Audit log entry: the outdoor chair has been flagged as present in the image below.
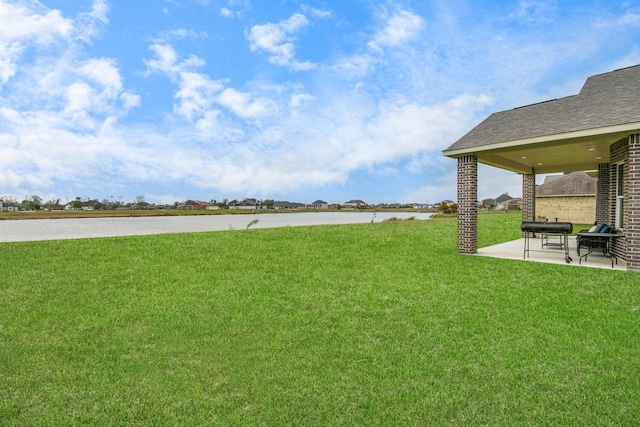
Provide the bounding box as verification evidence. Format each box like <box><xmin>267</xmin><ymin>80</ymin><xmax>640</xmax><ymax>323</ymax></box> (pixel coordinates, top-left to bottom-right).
<box><xmin>576</xmin><ymin>223</ymin><xmax>611</xmax><ymax>257</ymax></box>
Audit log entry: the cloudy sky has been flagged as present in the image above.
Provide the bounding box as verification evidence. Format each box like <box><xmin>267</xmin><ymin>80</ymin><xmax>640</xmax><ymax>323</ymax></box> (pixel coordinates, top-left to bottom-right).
<box><xmin>1</xmin><ymin>0</ymin><xmax>640</xmax><ymax>205</ymax></box>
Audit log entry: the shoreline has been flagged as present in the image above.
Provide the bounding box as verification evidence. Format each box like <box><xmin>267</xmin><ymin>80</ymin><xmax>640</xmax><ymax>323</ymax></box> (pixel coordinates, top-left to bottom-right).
<box><xmin>0</xmin><ymin>208</ymin><xmax>434</xmax><ymax>221</ymax></box>
<box><xmin>0</xmin><ymin>211</ymin><xmax>434</xmax><ymax>243</ymax></box>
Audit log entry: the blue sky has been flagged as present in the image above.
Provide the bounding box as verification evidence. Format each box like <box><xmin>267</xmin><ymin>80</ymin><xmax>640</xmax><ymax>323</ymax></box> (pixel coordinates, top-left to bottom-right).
<box><xmin>2</xmin><ymin>0</ymin><xmax>640</xmax><ymax>205</ymax></box>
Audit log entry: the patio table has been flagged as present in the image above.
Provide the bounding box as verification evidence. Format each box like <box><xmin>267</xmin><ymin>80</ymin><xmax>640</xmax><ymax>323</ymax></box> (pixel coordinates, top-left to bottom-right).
<box><xmin>577</xmin><ymin>232</ymin><xmax>625</xmax><ymax>268</ymax></box>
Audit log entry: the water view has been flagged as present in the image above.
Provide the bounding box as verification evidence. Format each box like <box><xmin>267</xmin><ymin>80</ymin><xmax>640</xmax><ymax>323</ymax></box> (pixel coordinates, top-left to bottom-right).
<box><xmin>0</xmin><ymin>212</ymin><xmax>433</xmax><ymax>242</ymax></box>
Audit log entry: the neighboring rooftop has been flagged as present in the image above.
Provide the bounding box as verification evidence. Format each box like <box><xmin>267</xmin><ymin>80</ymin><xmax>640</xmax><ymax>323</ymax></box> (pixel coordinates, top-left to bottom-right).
<box><xmin>536</xmin><ymin>171</ymin><xmax>596</xmax><ymax>196</ymax></box>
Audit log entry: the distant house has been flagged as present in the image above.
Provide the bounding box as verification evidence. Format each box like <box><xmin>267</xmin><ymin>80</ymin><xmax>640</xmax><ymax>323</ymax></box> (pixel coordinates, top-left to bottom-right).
<box><xmin>496</xmin><ymin>193</ymin><xmax>513</xmax><ymax>206</ymax></box>
<box><xmin>0</xmin><ymin>200</ymin><xmax>20</xmax><ymax>212</ymax></box>
<box><xmin>481</xmin><ymin>198</ymin><xmax>496</xmax><ymax>209</ymax></box>
<box><xmin>229</xmin><ymin>198</ymin><xmax>261</xmax><ymax>210</ymax></box>
<box><xmin>342</xmin><ymin>200</ymin><xmax>367</xmax><ymax>209</ymax></box>
<box><xmin>177</xmin><ymin>200</ymin><xmax>208</xmax><ymax>210</ymax></box>
<box><xmin>81</xmin><ymin>200</ymin><xmax>100</xmax><ymax>211</ymax></box>
<box><xmin>502</xmin><ymin>198</ymin><xmax>522</xmax><ymax>211</ymax></box>
<box><xmin>535</xmin><ymin>171</ymin><xmax>596</xmax><ymax>223</ymax></box>
<box><xmin>273</xmin><ymin>201</ymin><xmax>305</xmax><ymax>210</ymax></box>
<box><xmin>131</xmin><ymin>202</ymin><xmax>151</xmax><ymax>210</ymax></box>
<box><xmin>310</xmin><ymin>200</ymin><xmax>328</xmax><ymax>210</ymax></box>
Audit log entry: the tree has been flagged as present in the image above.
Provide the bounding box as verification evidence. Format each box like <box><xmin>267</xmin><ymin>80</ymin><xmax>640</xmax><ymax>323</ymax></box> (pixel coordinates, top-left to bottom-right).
<box><xmin>44</xmin><ymin>198</ymin><xmax>62</xmax><ymax>210</ymax></box>
<box><xmin>437</xmin><ymin>201</ymin><xmax>457</xmax><ymax>214</ymax></box>
<box><xmin>21</xmin><ymin>195</ymin><xmax>43</xmax><ymax>211</ymax></box>
<box><xmin>70</xmin><ymin>197</ymin><xmax>83</xmax><ymax>210</ymax></box>
<box><xmin>262</xmin><ymin>199</ymin><xmax>275</xmax><ymax>209</ymax></box>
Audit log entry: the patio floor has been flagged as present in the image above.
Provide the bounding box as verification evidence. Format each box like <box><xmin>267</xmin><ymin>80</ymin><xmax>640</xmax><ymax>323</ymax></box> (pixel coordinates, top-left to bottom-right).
<box><xmin>476</xmin><ymin>236</ymin><xmax>627</xmax><ymax>271</ymax></box>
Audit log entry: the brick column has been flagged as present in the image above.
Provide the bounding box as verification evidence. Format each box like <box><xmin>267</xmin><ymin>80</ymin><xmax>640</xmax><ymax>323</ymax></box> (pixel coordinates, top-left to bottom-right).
<box><xmin>628</xmin><ymin>134</ymin><xmax>640</xmax><ymax>272</ymax></box>
<box><xmin>457</xmin><ymin>155</ymin><xmax>477</xmax><ymax>254</ymax></box>
<box><xmin>522</xmin><ymin>173</ymin><xmax>536</xmax><ymax>222</ymax></box>
<box><xmin>596</xmin><ymin>163</ymin><xmax>610</xmax><ymax>225</ymax></box>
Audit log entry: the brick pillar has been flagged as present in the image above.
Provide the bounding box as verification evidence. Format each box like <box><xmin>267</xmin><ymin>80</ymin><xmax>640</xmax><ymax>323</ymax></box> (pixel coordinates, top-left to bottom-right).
<box><xmin>522</xmin><ymin>172</ymin><xmax>536</xmax><ymax>222</ymax></box>
<box><xmin>457</xmin><ymin>155</ymin><xmax>477</xmax><ymax>254</ymax></box>
<box><xmin>596</xmin><ymin>163</ymin><xmax>610</xmax><ymax>225</ymax></box>
<box><xmin>628</xmin><ymin>134</ymin><xmax>640</xmax><ymax>272</ymax></box>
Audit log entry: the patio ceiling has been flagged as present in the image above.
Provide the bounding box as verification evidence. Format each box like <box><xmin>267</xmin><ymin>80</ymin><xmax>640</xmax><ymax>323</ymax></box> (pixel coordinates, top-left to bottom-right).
<box><xmin>450</xmin><ymin>125</ymin><xmax>636</xmax><ymax>175</ymax></box>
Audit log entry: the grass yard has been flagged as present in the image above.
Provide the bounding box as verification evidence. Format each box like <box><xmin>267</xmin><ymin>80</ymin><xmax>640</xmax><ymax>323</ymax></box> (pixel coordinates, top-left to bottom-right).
<box><xmin>1</xmin><ymin>212</ymin><xmax>638</xmax><ymax>425</ymax></box>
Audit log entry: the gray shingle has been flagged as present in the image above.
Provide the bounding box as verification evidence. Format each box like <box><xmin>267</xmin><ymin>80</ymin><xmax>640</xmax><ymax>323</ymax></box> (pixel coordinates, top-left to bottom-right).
<box><xmin>536</xmin><ymin>172</ymin><xmax>596</xmax><ymax>196</ymax></box>
<box><xmin>445</xmin><ymin>65</ymin><xmax>640</xmax><ymax>152</ymax></box>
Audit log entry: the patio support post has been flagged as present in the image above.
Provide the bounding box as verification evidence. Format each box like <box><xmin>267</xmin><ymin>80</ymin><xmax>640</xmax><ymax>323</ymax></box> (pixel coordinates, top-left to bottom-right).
<box><xmin>522</xmin><ymin>172</ymin><xmax>535</xmax><ymax>222</ymax></box>
<box><xmin>457</xmin><ymin>155</ymin><xmax>478</xmax><ymax>254</ymax></box>
<box><xmin>596</xmin><ymin>163</ymin><xmax>610</xmax><ymax>225</ymax></box>
<box><xmin>628</xmin><ymin>134</ymin><xmax>640</xmax><ymax>272</ymax></box>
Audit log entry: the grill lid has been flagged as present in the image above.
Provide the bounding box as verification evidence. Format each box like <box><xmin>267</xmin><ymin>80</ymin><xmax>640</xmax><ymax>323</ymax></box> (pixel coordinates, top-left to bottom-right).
<box><xmin>521</xmin><ymin>221</ymin><xmax>573</xmax><ymax>233</ymax></box>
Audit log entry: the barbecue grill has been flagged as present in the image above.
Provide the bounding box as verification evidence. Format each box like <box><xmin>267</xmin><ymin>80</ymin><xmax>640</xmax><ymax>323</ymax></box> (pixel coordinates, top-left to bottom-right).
<box><xmin>521</xmin><ymin>221</ymin><xmax>573</xmax><ymax>263</ymax></box>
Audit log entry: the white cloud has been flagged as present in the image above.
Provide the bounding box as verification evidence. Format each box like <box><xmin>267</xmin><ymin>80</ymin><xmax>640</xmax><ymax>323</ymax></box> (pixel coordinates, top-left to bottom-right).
<box><xmin>175</xmin><ymin>71</ymin><xmax>224</xmax><ymax>120</ymax></box>
<box><xmin>120</xmin><ymin>92</ymin><xmax>141</xmax><ymax>110</ymax></box>
<box><xmin>0</xmin><ymin>1</ymin><xmax>72</xmax><ymax>43</ymax></box>
<box><xmin>247</xmin><ymin>13</ymin><xmax>315</xmax><ymax>70</ymax></box>
<box><xmin>330</xmin><ymin>54</ymin><xmax>378</xmax><ymax>78</ymax></box>
<box><xmin>289</xmin><ymin>93</ymin><xmax>314</xmax><ymax>109</ymax></box>
<box><xmin>368</xmin><ymin>9</ymin><xmax>425</xmax><ymax>51</ymax></box>
<box><xmin>301</xmin><ymin>5</ymin><xmax>332</xmax><ymax>19</ymax></box>
<box><xmin>73</xmin><ymin>0</ymin><xmax>109</xmax><ymax>43</ymax></box>
<box><xmin>0</xmin><ymin>1</ymin><xmax>73</xmax><ymax>86</ymax></box>
<box><xmin>146</xmin><ymin>43</ymin><xmax>186</xmax><ymax>74</ymax></box>
<box><xmin>218</xmin><ymin>88</ymin><xmax>276</xmax><ymax>119</ymax></box>
<box><xmin>145</xmin><ymin>42</ymin><xmax>278</xmax><ymax>121</ymax></box>
<box><xmin>220</xmin><ymin>0</ymin><xmax>250</xmax><ymax>18</ymax></box>
<box><xmin>78</xmin><ymin>58</ymin><xmax>122</xmax><ymax>94</ymax></box>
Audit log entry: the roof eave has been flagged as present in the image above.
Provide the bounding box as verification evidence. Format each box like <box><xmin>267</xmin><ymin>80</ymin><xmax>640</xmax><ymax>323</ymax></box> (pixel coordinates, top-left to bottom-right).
<box><xmin>443</xmin><ymin>122</ymin><xmax>640</xmax><ymax>158</ymax></box>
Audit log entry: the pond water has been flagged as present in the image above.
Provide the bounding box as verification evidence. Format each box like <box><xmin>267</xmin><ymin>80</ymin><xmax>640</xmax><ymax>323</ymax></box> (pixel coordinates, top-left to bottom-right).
<box><xmin>0</xmin><ymin>211</ymin><xmax>433</xmax><ymax>242</ymax></box>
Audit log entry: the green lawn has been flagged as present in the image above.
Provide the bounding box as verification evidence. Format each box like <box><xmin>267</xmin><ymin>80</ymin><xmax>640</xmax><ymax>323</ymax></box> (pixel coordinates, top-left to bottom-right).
<box><xmin>1</xmin><ymin>212</ymin><xmax>638</xmax><ymax>425</ymax></box>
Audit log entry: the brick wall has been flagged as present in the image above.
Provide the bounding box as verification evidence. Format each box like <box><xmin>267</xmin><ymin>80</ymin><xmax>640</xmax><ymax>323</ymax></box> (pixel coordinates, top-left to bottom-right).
<box><xmin>522</xmin><ymin>173</ymin><xmax>535</xmax><ymax>222</ymax></box>
<box><xmin>628</xmin><ymin>134</ymin><xmax>640</xmax><ymax>271</ymax></box>
<box><xmin>457</xmin><ymin>155</ymin><xmax>477</xmax><ymax>254</ymax></box>
<box><xmin>609</xmin><ymin>138</ymin><xmax>628</xmax><ymax>264</ymax></box>
<box><xmin>535</xmin><ymin>196</ymin><xmax>596</xmax><ymax>224</ymax></box>
<box><xmin>596</xmin><ymin>163</ymin><xmax>609</xmax><ymax>224</ymax></box>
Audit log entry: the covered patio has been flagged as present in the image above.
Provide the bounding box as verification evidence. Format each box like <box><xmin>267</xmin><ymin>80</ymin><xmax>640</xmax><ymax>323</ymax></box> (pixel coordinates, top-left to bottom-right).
<box><xmin>477</xmin><ymin>236</ymin><xmax>627</xmax><ymax>271</ymax></box>
<box><xmin>443</xmin><ymin>65</ymin><xmax>640</xmax><ymax>272</ymax></box>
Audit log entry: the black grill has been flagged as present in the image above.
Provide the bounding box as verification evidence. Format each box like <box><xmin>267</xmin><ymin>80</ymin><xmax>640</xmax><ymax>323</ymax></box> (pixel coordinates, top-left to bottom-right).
<box><xmin>521</xmin><ymin>221</ymin><xmax>573</xmax><ymax>263</ymax></box>
<box><xmin>520</xmin><ymin>221</ymin><xmax>573</xmax><ymax>234</ymax></box>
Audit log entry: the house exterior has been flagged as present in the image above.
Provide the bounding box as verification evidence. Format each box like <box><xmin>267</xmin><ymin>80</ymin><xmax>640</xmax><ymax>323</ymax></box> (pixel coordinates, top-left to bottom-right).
<box><xmin>443</xmin><ymin>64</ymin><xmax>640</xmax><ymax>272</ymax></box>
<box><xmin>0</xmin><ymin>200</ymin><xmax>20</xmax><ymax>212</ymax></box>
<box><xmin>310</xmin><ymin>200</ymin><xmax>328</xmax><ymax>210</ymax></box>
<box><xmin>81</xmin><ymin>200</ymin><xmax>100</xmax><ymax>211</ymax></box>
<box><xmin>501</xmin><ymin>198</ymin><xmax>522</xmax><ymax>211</ymax></box>
<box><xmin>342</xmin><ymin>200</ymin><xmax>367</xmax><ymax>209</ymax></box>
<box><xmin>131</xmin><ymin>202</ymin><xmax>151</xmax><ymax>210</ymax></box>
<box><xmin>177</xmin><ymin>200</ymin><xmax>208</xmax><ymax>210</ymax></box>
<box><xmin>494</xmin><ymin>193</ymin><xmax>513</xmax><ymax>208</ymax></box>
<box><xmin>535</xmin><ymin>172</ymin><xmax>596</xmax><ymax>223</ymax></box>
<box><xmin>481</xmin><ymin>198</ymin><xmax>496</xmax><ymax>209</ymax></box>
<box><xmin>273</xmin><ymin>201</ymin><xmax>305</xmax><ymax>210</ymax></box>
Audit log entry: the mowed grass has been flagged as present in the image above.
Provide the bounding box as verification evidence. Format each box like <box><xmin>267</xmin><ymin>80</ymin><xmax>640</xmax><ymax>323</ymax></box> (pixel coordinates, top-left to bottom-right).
<box><xmin>1</xmin><ymin>212</ymin><xmax>638</xmax><ymax>425</ymax></box>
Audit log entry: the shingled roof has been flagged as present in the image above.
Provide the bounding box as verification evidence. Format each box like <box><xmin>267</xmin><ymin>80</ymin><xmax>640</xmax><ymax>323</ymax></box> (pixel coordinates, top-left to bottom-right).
<box><xmin>536</xmin><ymin>172</ymin><xmax>596</xmax><ymax>196</ymax></box>
<box><xmin>445</xmin><ymin>65</ymin><xmax>640</xmax><ymax>152</ymax></box>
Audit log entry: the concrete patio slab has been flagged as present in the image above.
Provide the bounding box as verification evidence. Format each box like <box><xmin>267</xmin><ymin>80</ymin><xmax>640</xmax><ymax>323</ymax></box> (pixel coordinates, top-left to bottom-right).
<box><xmin>476</xmin><ymin>236</ymin><xmax>627</xmax><ymax>271</ymax></box>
